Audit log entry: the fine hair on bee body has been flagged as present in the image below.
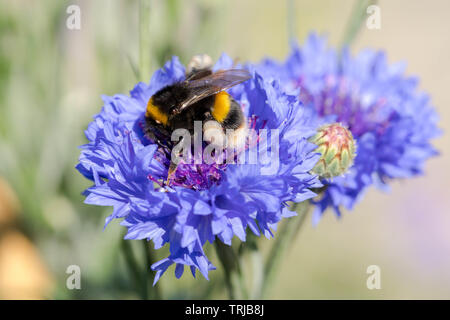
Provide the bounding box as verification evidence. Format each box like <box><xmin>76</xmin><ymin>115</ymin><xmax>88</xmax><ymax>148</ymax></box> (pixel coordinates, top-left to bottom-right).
<box><xmin>144</xmin><ymin>56</ymin><xmax>251</xmax><ymax>157</ymax></box>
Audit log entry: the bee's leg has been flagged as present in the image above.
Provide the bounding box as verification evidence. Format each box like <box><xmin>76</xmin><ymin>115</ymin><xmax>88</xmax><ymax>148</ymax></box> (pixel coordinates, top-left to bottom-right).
<box><xmin>144</xmin><ymin>119</ymin><xmax>173</xmax><ymax>148</ymax></box>
<box><xmin>142</xmin><ymin>122</ymin><xmax>157</xmax><ymax>142</ymax></box>
<box><xmin>165</xmin><ymin>161</ymin><xmax>178</xmax><ymax>186</ymax></box>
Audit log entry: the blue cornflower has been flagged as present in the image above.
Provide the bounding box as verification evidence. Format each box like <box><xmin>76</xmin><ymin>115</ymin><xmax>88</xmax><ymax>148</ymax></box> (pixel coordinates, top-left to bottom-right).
<box><xmin>257</xmin><ymin>33</ymin><xmax>440</xmax><ymax>223</ymax></box>
<box><xmin>76</xmin><ymin>54</ymin><xmax>322</xmax><ymax>283</ymax></box>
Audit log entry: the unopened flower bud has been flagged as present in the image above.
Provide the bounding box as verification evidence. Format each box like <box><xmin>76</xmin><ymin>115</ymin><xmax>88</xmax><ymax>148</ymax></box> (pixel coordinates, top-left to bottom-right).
<box><xmin>309</xmin><ymin>123</ymin><xmax>356</xmax><ymax>179</ymax></box>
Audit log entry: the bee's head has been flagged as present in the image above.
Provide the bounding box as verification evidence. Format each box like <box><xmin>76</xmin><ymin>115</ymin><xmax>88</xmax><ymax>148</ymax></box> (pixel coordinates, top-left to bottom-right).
<box><xmin>145</xmin><ymin>84</ymin><xmax>188</xmax><ymax>126</ymax></box>
<box><xmin>153</xmin><ymin>83</ymin><xmax>189</xmax><ymax>114</ymax></box>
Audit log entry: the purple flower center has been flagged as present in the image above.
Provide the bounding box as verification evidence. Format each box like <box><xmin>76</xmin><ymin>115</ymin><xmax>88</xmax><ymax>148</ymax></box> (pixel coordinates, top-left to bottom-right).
<box><xmin>139</xmin><ymin>115</ymin><xmax>262</xmax><ymax>191</ymax></box>
<box><xmin>168</xmin><ymin>162</ymin><xmax>226</xmax><ymax>190</ymax></box>
<box><xmin>296</xmin><ymin>75</ymin><xmax>393</xmax><ymax>137</ymax></box>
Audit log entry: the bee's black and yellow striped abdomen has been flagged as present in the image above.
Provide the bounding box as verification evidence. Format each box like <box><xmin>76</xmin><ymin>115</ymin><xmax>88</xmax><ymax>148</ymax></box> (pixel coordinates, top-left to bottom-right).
<box><xmin>146</xmin><ymin>89</ymin><xmax>245</xmax><ymax>131</ymax></box>
<box><xmin>211</xmin><ymin>91</ymin><xmax>245</xmax><ymax>130</ymax></box>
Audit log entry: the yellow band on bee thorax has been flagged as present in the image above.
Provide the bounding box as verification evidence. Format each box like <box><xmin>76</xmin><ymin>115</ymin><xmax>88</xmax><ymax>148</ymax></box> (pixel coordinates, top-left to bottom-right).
<box><xmin>212</xmin><ymin>91</ymin><xmax>231</xmax><ymax>123</ymax></box>
<box><xmin>146</xmin><ymin>97</ymin><xmax>168</xmax><ymax>126</ymax></box>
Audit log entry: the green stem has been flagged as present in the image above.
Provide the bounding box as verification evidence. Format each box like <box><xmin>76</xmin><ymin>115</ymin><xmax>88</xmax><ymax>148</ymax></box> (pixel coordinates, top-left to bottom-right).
<box><xmin>286</xmin><ymin>0</ymin><xmax>296</xmax><ymax>43</ymax></box>
<box><xmin>121</xmin><ymin>236</ymin><xmax>147</xmax><ymax>299</ymax></box>
<box><xmin>246</xmin><ymin>234</ymin><xmax>264</xmax><ymax>299</ymax></box>
<box><xmin>139</xmin><ymin>0</ymin><xmax>152</xmax><ymax>82</ymax></box>
<box><xmin>198</xmin><ymin>273</ymin><xmax>223</xmax><ymax>299</ymax></box>
<box><xmin>214</xmin><ymin>240</ymin><xmax>248</xmax><ymax>299</ymax></box>
<box><xmin>260</xmin><ymin>201</ymin><xmax>310</xmax><ymax>299</ymax></box>
<box><xmin>122</xmin><ymin>0</ymin><xmax>157</xmax><ymax>301</ymax></box>
<box><xmin>142</xmin><ymin>240</ymin><xmax>162</xmax><ymax>299</ymax></box>
<box><xmin>339</xmin><ymin>0</ymin><xmax>378</xmax><ymax>50</ymax></box>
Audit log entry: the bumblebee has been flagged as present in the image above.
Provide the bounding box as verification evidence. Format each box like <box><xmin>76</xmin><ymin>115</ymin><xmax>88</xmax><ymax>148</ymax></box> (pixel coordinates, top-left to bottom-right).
<box><xmin>144</xmin><ymin>56</ymin><xmax>251</xmax><ymax>154</ymax></box>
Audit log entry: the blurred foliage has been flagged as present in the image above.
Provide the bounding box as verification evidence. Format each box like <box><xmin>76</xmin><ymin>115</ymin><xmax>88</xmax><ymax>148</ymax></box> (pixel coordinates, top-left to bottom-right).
<box><xmin>1</xmin><ymin>0</ymin><xmax>448</xmax><ymax>300</ymax></box>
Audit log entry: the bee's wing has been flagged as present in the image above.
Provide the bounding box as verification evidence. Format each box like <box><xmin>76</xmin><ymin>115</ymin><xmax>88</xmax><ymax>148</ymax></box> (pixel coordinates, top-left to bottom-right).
<box><xmin>179</xmin><ymin>69</ymin><xmax>251</xmax><ymax>111</ymax></box>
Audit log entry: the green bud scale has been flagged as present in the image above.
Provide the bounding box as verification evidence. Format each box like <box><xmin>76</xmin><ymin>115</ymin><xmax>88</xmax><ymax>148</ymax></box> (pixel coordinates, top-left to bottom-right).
<box><xmin>309</xmin><ymin>123</ymin><xmax>356</xmax><ymax>179</ymax></box>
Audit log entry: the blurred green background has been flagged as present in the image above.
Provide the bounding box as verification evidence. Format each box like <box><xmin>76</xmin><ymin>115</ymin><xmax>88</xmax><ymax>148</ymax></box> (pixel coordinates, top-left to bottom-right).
<box><xmin>0</xmin><ymin>0</ymin><xmax>448</xmax><ymax>299</ymax></box>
